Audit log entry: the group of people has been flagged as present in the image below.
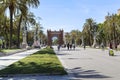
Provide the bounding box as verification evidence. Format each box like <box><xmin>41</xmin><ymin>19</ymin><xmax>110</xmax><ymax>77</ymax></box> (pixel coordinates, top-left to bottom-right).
<box><xmin>57</xmin><ymin>43</ymin><xmax>76</xmax><ymax>51</ymax></box>
<box><xmin>66</xmin><ymin>43</ymin><xmax>75</xmax><ymax>50</ymax></box>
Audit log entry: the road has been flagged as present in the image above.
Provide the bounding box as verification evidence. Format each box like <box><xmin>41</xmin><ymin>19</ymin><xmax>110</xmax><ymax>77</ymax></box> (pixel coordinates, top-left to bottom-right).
<box><xmin>55</xmin><ymin>46</ymin><xmax>120</xmax><ymax>80</ymax></box>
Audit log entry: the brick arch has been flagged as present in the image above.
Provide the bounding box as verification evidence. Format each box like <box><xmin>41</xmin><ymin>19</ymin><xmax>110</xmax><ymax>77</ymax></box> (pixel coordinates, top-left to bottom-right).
<box><xmin>47</xmin><ymin>30</ymin><xmax>64</xmax><ymax>46</ymax></box>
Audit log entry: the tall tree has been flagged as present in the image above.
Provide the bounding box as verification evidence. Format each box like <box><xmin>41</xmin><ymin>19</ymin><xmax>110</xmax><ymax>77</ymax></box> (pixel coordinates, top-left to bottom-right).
<box><xmin>85</xmin><ymin>18</ymin><xmax>95</xmax><ymax>46</ymax></box>
<box><xmin>0</xmin><ymin>0</ymin><xmax>27</xmax><ymax>48</ymax></box>
<box><xmin>70</xmin><ymin>30</ymin><xmax>81</xmax><ymax>45</ymax></box>
<box><xmin>0</xmin><ymin>0</ymin><xmax>40</xmax><ymax>48</ymax></box>
<box><xmin>82</xmin><ymin>18</ymin><xmax>95</xmax><ymax>46</ymax></box>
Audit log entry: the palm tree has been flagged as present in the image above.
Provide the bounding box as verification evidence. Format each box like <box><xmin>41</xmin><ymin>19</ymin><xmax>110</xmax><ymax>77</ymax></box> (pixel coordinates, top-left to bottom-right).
<box><xmin>97</xmin><ymin>23</ymin><xmax>106</xmax><ymax>46</ymax></box>
<box><xmin>70</xmin><ymin>30</ymin><xmax>77</xmax><ymax>44</ymax></box>
<box><xmin>86</xmin><ymin>18</ymin><xmax>95</xmax><ymax>46</ymax></box>
<box><xmin>0</xmin><ymin>0</ymin><xmax>27</xmax><ymax>48</ymax></box>
<box><xmin>18</xmin><ymin>0</ymin><xmax>40</xmax><ymax>48</ymax></box>
<box><xmin>104</xmin><ymin>13</ymin><xmax>120</xmax><ymax>48</ymax></box>
<box><xmin>75</xmin><ymin>30</ymin><xmax>81</xmax><ymax>45</ymax></box>
<box><xmin>82</xmin><ymin>18</ymin><xmax>95</xmax><ymax>46</ymax></box>
<box><xmin>40</xmin><ymin>33</ymin><xmax>47</xmax><ymax>45</ymax></box>
<box><xmin>0</xmin><ymin>0</ymin><xmax>40</xmax><ymax>48</ymax></box>
<box><xmin>65</xmin><ymin>32</ymin><xmax>71</xmax><ymax>44</ymax></box>
<box><xmin>21</xmin><ymin>12</ymin><xmax>37</xmax><ymax>47</ymax></box>
<box><xmin>91</xmin><ymin>24</ymin><xmax>103</xmax><ymax>48</ymax></box>
<box><xmin>32</xmin><ymin>22</ymin><xmax>43</xmax><ymax>47</ymax></box>
<box><xmin>82</xmin><ymin>23</ymin><xmax>89</xmax><ymax>46</ymax></box>
<box><xmin>70</xmin><ymin>30</ymin><xmax>81</xmax><ymax>45</ymax></box>
<box><xmin>0</xmin><ymin>10</ymin><xmax>10</xmax><ymax>48</ymax></box>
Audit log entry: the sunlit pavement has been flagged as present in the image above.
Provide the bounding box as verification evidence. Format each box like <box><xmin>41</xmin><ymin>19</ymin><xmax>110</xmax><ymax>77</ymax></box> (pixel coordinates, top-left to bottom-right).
<box><xmin>55</xmin><ymin>46</ymin><xmax>120</xmax><ymax>80</ymax></box>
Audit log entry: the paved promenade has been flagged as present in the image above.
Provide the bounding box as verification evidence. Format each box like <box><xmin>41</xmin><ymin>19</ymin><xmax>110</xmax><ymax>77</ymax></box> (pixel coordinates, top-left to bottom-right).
<box><xmin>0</xmin><ymin>47</ymin><xmax>120</xmax><ymax>80</ymax></box>
<box><xmin>55</xmin><ymin>46</ymin><xmax>120</xmax><ymax>80</ymax></box>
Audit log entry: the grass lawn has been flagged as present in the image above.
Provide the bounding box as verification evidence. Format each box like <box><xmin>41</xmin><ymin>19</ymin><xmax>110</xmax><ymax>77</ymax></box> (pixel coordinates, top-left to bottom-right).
<box><xmin>0</xmin><ymin>49</ymin><xmax>21</xmax><ymax>54</ymax></box>
<box><xmin>0</xmin><ymin>47</ymin><xmax>67</xmax><ymax>76</ymax></box>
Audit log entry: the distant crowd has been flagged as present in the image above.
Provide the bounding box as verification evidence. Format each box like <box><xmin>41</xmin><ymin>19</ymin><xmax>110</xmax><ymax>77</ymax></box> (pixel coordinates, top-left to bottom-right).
<box><xmin>57</xmin><ymin>43</ymin><xmax>76</xmax><ymax>51</ymax></box>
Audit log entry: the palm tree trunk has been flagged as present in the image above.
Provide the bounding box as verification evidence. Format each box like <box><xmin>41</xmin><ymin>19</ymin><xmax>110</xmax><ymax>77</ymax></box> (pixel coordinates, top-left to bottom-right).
<box><xmin>4</xmin><ymin>16</ymin><xmax>9</xmax><ymax>48</ymax></box>
<box><xmin>89</xmin><ymin>31</ymin><xmax>91</xmax><ymax>46</ymax></box>
<box><xmin>92</xmin><ymin>36</ymin><xmax>97</xmax><ymax>48</ymax></box>
<box><xmin>9</xmin><ymin>10</ymin><xmax>13</xmax><ymax>48</ymax></box>
<box><xmin>17</xmin><ymin>15</ymin><xmax>22</xmax><ymax>48</ymax></box>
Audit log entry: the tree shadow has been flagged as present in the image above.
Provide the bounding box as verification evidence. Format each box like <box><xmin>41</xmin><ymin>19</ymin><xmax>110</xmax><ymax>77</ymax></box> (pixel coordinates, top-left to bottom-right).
<box><xmin>59</xmin><ymin>49</ymin><xmax>81</xmax><ymax>51</ymax></box>
<box><xmin>56</xmin><ymin>53</ymin><xmax>71</xmax><ymax>56</ymax></box>
<box><xmin>0</xmin><ymin>65</ymin><xmax>6</xmax><ymax>70</ymax></box>
<box><xmin>67</xmin><ymin>58</ymin><xmax>93</xmax><ymax>60</ymax></box>
<box><xmin>17</xmin><ymin>53</ymin><xmax>31</xmax><ymax>57</ymax></box>
<box><xmin>0</xmin><ymin>58</ymin><xmax>19</xmax><ymax>61</ymax></box>
<box><xmin>0</xmin><ymin>75</ymin><xmax>69</xmax><ymax>80</ymax></box>
<box><xmin>112</xmin><ymin>54</ymin><xmax>120</xmax><ymax>57</ymax></box>
<box><xmin>66</xmin><ymin>67</ymin><xmax>111</xmax><ymax>79</ymax></box>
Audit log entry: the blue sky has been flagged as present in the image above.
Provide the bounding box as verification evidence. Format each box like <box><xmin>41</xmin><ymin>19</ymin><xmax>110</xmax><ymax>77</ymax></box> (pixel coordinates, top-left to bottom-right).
<box><xmin>31</xmin><ymin>0</ymin><xmax>120</xmax><ymax>32</ymax></box>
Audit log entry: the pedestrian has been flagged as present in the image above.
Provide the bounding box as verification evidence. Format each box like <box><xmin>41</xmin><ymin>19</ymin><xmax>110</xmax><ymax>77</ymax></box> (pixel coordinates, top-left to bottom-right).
<box><xmin>109</xmin><ymin>41</ymin><xmax>114</xmax><ymax>56</ymax></box>
<box><xmin>58</xmin><ymin>45</ymin><xmax>60</xmax><ymax>51</ymax></box>
<box><xmin>70</xmin><ymin>44</ymin><xmax>72</xmax><ymax>50</ymax></box>
<box><xmin>109</xmin><ymin>41</ymin><xmax>113</xmax><ymax>49</ymax></box>
<box><xmin>83</xmin><ymin>43</ymin><xmax>86</xmax><ymax>50</ymax></box>
<box><xmin>67</xmin><ymin>43</ymin><xmax>70</xmax><ymax>50</ymax></box>
<box><xmin>115</xmin><ymin>43</ymin><xmax>117</xmax><ymax>51</ymax></box>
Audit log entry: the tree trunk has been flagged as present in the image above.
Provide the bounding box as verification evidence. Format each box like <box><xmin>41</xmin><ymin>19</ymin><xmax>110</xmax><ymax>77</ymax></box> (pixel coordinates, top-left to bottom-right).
<box><xmin>92</xmin><ymin>36</ymin><xmax>97</xmax><ymax>48</ymax></box>
<box><xmin>89</xmin><ymin>31</ymin><xmax>91</xmax><ymax>46</ymax></box>
<box><xmin>9</xmin><ymin>8</ymin><xmax>13</xmax><ymax>49</ymax></box>
<box><xmin>81</xmin><ymin>36</ymin><xmax>84</xmax><ymax>46</ymax></box>
<box><xmin>4</xmin><ymin>16</ymin><xmax>9</xmax><ymax>48</ymax></box>
<box><xmin>17</xmin><ymin>15</ymin><xmax>22</xmax><ymax>48</ymax></box>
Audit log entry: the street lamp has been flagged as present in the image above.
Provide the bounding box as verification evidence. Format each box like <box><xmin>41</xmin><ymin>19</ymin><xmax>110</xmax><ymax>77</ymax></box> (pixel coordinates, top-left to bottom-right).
<box><xmin>21</xmin><ymin>21</ymin><xmax>28</xmax><ymax>48</ymax></box>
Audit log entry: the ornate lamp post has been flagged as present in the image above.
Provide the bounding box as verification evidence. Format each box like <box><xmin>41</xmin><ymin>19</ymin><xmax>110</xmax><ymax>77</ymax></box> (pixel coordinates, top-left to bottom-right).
<box><xmin>32</xmin><ymin>24</ymin><xmax>40</xmax><ymax>48</ymax></box>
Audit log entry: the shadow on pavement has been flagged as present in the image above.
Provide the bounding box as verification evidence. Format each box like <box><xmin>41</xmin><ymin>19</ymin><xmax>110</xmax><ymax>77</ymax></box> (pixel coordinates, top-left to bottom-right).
<box><xmin>67</xmin><ymin>58</ymin><xmax>93</xmax><ymax>60</ymax></box>
<box><xmin>0</xmin><ymin>75</ymin><xmax>69</xmax><ymax>80</ymax></box>
<box><xmin>0</xmin><ymin>65</ymin><xmax>6</xmax><ymax>69</ymax></box>
<box><xmin>0</xmin><ymin>58</ymin><xmax>19</xmax><ymax>61</ymax></box>
<box><xmin>60</xmin><ymin>48</ymin><xmax>81</xmax><ymax>51</ymax></box>
<box><xmin>56</xmin><ymin>52</ymin><xmax>71</xmax><ymax>56</ymax></box>
<box><xmin>67</xmin><ymin>67</ymin><xmax>111</xmax><ymax>79</ymax></box>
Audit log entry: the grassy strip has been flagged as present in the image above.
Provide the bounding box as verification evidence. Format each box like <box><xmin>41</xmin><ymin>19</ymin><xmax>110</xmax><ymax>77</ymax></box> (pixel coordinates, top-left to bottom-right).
<box><xmin>0</xmin><ymin>47</ymin><xmax>67</xmax><ymax>75</ymax></box>
<box><xmin>0</xmin><ymin>49</ymin><xmax>21</xmax><ymax>54</ymax></box>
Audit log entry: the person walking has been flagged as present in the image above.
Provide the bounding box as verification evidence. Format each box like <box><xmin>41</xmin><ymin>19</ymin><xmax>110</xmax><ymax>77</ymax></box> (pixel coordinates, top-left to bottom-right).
<box><xmin>83</xmin><ymin>43</ymin><xmax>86</xmax><ymax>50</ymax></box>
<box><xmin>70</xmin><ymin>44</ymin><xmax>72</xmax><ymax>50</ymax></box>
<box><xmin>67</xmin><ymin>43</ymin><xmax>70</xmax><ymax>50</ymax></box>
<box><xmin>109</xmin><ymin>41</ymin><xmax>114</xmax><ymax>56</ymax></box>
<box><xmin>110</xmin><ymin>42</ymin><xmax>113</xmax><ymax>49</ymax></box>
<box><xmin>58</xmin><ymin>45</ymin><xmax>60</xmax><ymax>51</ymax></box>
<box><xmin>115</xmin><ymin>43</ymin><xmax>117</xmax><ymax>51</ymax></box>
